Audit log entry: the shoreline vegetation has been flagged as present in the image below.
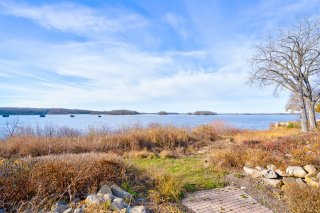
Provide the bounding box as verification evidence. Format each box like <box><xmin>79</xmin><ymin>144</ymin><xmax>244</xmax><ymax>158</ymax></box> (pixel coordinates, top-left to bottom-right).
<box><xmin>1</xmin><ymin>121</ymin><xmax>320</xmax><ymax>212</ymax></box>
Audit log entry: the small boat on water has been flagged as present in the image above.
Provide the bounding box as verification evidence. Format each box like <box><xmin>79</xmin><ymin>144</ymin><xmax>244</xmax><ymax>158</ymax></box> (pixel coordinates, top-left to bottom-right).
<box><xmin>98</xmin><ymin>115</ymin><xmax>102</xmax><ymax>117</ymax></box>
<box><xmin>70</xmin><ymin>114</ymin><xmax>75</xmax><ymax>117</ymax></box>
<box><xmin>40</xmin><ymin>114</ymin><xmax>46</xmax><ymax>117</ymax></box>
<box><xmin>2</xmin><ymin>114</ymin><xmax>9</xmax><ymax>117</ymax></box>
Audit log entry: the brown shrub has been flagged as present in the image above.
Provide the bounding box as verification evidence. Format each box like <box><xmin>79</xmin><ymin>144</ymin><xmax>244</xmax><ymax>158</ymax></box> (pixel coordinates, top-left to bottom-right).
<box><xmin>210</xmin><ymin>148</ymin><xmax>245</xmax><ymax>170</ymax></box>
<box><xmin>283</xmin><ymin>182</ymin><xmax>320</xmax><ymax>213</ymax></box>
<box><xmin>0</xmin><ymin>153</ymin><xmax>125</xmax><ymax>210</ymax></box>
<box><xmin>0</xmin><ymin>122</ymin><xmax>241</xmax><ymax>158</ymax></box>
<box><xmin>210</xmin><ymin>144</ymin><xmax>284</xmax><ymax>171</ymax></box>
<box><xmin>193</xmin><ymin>121</ymin><xmax>241</xmax><ymax>141</ymax></box>
<box><xmin>0</xmin><ymin>125</ymin><xmax>196</xmax><ymax>158</ymax></box>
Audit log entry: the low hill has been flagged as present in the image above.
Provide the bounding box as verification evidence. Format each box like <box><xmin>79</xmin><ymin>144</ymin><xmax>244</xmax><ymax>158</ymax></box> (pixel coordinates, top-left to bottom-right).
<box><xmin>0</xmin><ymin>107</ymin><xmax>140</xmax><ymax>115</ymax></box>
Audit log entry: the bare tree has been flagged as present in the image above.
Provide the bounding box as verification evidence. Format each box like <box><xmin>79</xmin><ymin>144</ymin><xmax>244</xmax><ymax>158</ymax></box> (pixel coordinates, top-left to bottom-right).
<box><xmin>285</xmin><ymin>92</ymin><xmax>301</xmax><ymax>113</ymax></box>
<box><xmin>249</xmin><ymin>18</ymin><xmax>320</xmax><ymax>132</ymax></box>
<box><xmin>4</xmin><ymin>118</ymin><xmax>20</xmax><ymax>137</ymax></box>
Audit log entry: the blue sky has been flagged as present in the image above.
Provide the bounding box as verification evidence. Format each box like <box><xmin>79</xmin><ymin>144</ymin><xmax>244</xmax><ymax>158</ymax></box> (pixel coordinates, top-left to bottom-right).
<box><xmin>0</xmin><ymin>0</ymin><xmax>319</xmax><ymax>113</ymax></box>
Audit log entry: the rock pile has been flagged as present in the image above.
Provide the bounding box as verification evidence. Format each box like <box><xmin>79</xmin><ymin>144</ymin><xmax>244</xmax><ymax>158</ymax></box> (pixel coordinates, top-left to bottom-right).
<box><xmin>243</xmin><ymin>164</ymin><xmax>320</xmax><ymax>189</ymax></box>
<box><xmin>51</xmin><ymin>184</ymin><xmax>148</xmax><ymax>213</ymax></box>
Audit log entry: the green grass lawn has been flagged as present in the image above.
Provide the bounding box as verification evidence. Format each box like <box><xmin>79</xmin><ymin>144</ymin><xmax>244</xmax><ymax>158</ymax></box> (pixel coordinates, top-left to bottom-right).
<box><xmin>129</xmin><ymin>155</ymin><xmax>225</xmax><ymax>193</ymax></box>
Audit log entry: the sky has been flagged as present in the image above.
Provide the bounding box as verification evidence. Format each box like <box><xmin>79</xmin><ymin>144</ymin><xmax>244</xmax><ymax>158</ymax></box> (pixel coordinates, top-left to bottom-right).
<box><xmin>0</xmin><ymin>0</ymin><xmax>320</xmax><ymax>113</ymax></box>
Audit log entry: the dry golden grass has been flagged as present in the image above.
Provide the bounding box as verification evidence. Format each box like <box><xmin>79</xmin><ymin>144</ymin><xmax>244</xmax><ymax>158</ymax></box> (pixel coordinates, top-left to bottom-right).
<box><xmin>124</xmin><ymin>150</ymin><xmax>158</xmax><ymax>159</ymax></box>
<box><xmin>0</xmin><ymin>153</ymin><xmax>125</xmax><ymax>210</ymax></box>
<box><xmin>233</xmin><ymin>128</ymin><xmax>300</xmax><ymax>144</ymax></box>
<box><xmin>159</xmin><ymin>150</ymin><xmax>176</xmax><ymax>159</ymax></box>
<box><xmin>282</xmin><ymin>182</ymin><xmax>320</xmax><ymax>213</ymax></box>
<box><xmin>0</xmin><ymin>125</ymin><xmax>194</xmax><ymax>158</ymax></box>
<box><xmin>0</xmin><ymin>123</ymin><xmax>239</xmax><ymax>158</ymax></box>
<box><xmin>210</xmin><ymin>127</ymin><xmax>320</xmax><ymax>171</ymax></box>
<box><xmin>147</xmin><ymin>169</ymin><xmax>184</xmax><ymax>203</ymax></box>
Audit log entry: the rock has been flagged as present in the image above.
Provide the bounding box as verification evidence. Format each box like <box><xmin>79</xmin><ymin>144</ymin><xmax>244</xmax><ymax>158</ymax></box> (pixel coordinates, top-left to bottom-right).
<box><xmin>98</xmin><ymin>185</ymin><xmax>112</xmax><ymax>195</ymax></box>
<box><xmin>275</xmin><ymin>169</ymin><xmax>288</xmax><ymax>177</ymax></box>
<box><xmin>261</xmin><ymin>169</ymin><xmax>278</xmax><ymax>179</ymax></box>
<box><xmin>243</xmin><ymin>166</ymin><xmax>261</xmax><ymax>178</ymax></box>
<box><xmin>304</xmin><ymin>165</ymin><xmax>317</xmax><ymax>175</ymax></box>
<box><xmin>317</xmin><ymin>172</ymin><xmax>320</xmax><ymax>180</ymax></box>
<box><xmin>262</xmin><ymin>178</ymin><xmax>283</xmax><ymax>188</ymax></box>
<box><xmin>131</xmin><ymin>206</ymin><xmax>148</xmax><ymax>213</ymax></box>
<box><xmin>85</xmin><ymin>194</ymin><xmax>105</xmax><ymax>205</ymax></box>
<box><xmin>103</xmin><ymin>193</ymin><xmax>115</xmax><ymax>202</ymax></box>
<box><xmin>63</xmin><ymin>208</ymin><xmax>73</xmax><ymax>213</ymax></box>
<box><xmin>295</xmin><ymin>178</ymin><xmax>306</xmax><ymax>185</ymax></box>
<box><xmin>53</xmin><ymin>201</ymin><xmax>69</xmax><ymax>213</ymax></box>
<box><xmin>112</xmin><ymin>198</ymin><xmax>125</xmax><ymax>210</ymax></box>
<box><xmin>267</xmin><ymin>164</ymin><xmax>276</xmax><ymax>171</ymax></box>
<box><xmin>255</xmin><ymin>166</ymin><xmax>263</xmax><ymax>171</ymax></box>
<box><xmin>282</xmin><ymin>177</ymin><xmax>296</xmax><ymax>185</ymax></box>
<box><xmin>305</xmin><ymin>174</ymin><xmax>320</xmax><ymax>187</ymax></box>
<box><xmin>111</xmin><ymin>184</ymin><xmax>133</xmax><ymax>200</ymax></box>
<box><xmin>286</xmin><ymin>166</ymin><xmax>307</xmax><ymax>178</ymax></box>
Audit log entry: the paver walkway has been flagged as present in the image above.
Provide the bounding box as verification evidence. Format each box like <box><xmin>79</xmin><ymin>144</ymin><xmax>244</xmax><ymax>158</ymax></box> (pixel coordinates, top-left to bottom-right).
<box><xmin>182</xmin><ymin>186</ymin><xmax>273</xmax><ymax>213</ymax></box>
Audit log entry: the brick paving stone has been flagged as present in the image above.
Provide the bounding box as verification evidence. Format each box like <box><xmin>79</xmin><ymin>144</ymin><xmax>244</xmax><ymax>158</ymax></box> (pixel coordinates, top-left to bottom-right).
<box><xmin>182</xmin><ymin>186</ymin><xmax>273</xmax><ymax>213</ymax></box>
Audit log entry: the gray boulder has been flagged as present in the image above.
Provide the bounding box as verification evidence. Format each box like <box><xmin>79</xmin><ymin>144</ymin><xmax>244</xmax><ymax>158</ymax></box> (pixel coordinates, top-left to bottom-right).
<box><xmin>286</xmin><ymin>166</ymin><xmax>307</xmax><ymax>178</ymax></box>
<box><xmin>130</xmin><ymin>206</ymin><xmax>148</xmax><ymax>213</ymax></box>
<box><xmin>85</xmin><ymin>194</ymin><xmax>105</xmax><ymax>205</ymax></box>
<box><xmin>243</xmin><ymin>166</ymin><xmax>261</xmax><ymax>178</ymax></box>
<box><xmin>261</xmin><ymin>169</ymin><xmax>278</xmax><ymax>179</ymax></box>
<box><xmin>262</xmin><ymin>178</ymin><xmax>283</xmax><ymax>188</ymax></box>
<box><xmin>304</xmin><ymin>165</ymin><xmax>317</xmax><ymax>174</ymax></box>
<box><xmin>296</xmin><ymin>178</ymin><xmax>306</xmax><ymax>185</ymax></box>
<box><xmin>112</xmin><ymin>198</ymin><xmax>125</xmax><ymax>210</ymax></box>
<box><xmin>111</xmin><ymin>184</ymin><xmax>133</xmax><ymax>200</ymax></box>
<box><xmin>52</xmin><ymin>201</ymin><xmax>69</xmax><ymax>213</ymax></box>
<box><xmin>98</xmin><ymin>185</ymin><xmax>112</xmax><ymax>195</ymax></box>
<box><xmin>282</xmin><ymin>177</ymin><xmax>296</xmax><ymax>185</ymax></box>
<box><xmin>103</xmin><ymin>193</ymin><xmax>115</xmax><ymax>202</ymax></box>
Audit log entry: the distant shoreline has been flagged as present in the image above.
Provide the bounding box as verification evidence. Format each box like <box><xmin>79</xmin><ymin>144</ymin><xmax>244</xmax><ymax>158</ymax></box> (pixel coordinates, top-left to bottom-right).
<box><xmin>0</xmin><ymin>107</ymin><xmax>297</xmax><ymax>116</ymax></box>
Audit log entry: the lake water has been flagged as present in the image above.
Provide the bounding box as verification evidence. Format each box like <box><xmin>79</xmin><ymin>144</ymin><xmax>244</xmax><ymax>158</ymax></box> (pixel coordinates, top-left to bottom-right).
<box><xmin>0</xmin><ymin>114</ymin><xmax>299</xmax><ymax>136</ymax></box>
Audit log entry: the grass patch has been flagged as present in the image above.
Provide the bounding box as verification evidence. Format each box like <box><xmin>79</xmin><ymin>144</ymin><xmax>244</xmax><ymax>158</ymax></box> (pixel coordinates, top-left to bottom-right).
<box><xmin>130</xmin><ymin>155</ymin><xmax>224</xmax><ymax>195</ymax></box>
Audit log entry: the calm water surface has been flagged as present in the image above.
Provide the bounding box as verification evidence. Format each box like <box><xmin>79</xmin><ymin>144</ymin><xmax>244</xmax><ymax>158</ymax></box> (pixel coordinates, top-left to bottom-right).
<box><xmin>0</xmin><ymin>114</ymin><xmax>299</xmax><ymax>136</ymax></box>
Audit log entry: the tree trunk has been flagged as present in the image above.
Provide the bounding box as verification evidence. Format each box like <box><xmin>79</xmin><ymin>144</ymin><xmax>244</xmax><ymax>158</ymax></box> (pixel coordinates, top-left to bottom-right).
<box><xmin>307</xmin><ymin>98</ymin><xmax>317</xmax><ymax>130</ymax></box>
<box><xmin>298</xmin><ymin>89</ymin><xmax>309</xmax><ymax>132</ymax></box>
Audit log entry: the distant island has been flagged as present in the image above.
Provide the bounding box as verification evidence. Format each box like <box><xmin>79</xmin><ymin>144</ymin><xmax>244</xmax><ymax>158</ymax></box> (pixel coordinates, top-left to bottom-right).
<box><xmin>192</xmin><ymin>111</ymin><xmax>217</xmax><ymax>115</ymax></box>
<box><xmin>0</xmin><ymin>107</ymin><xmax>291</xmax><ymax>116</ymax></box>
<box><xmin>0</xmin><ymin>107</ymin><xmax>221</xmax><ymax>116</ymax></box>
<box><xmin>0</xmin><ymin>107</ymin><xmax>139</xmax><ymax>115</ymax></box>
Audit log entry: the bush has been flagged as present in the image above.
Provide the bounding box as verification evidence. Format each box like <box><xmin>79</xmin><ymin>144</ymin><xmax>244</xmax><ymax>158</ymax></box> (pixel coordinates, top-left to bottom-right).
<box><xmin>0</xmin><ymin>153</ymin><xmax>125</xmax><ymax>210</ymax></box>
<box><xmin>283</xmin><ymin>182</ymin><xmax>320</xmax><ymax>213</ymax></box>
<box><xmin>0</xmin><ymin>125</ymin><xmax>195</xmax><ymax>158</ymax></box>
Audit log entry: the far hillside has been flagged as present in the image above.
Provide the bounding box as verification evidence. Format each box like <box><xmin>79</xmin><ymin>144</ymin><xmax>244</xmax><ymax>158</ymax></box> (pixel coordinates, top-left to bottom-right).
<box><xmin>0</xmin><ymin>107</ymin><xmax>139</xmax><ymax>115</ymax></box>
<box><xmin>193</xmin><ymin>111</ymin><xmax>217</xmax><ymax>115</ymax></box>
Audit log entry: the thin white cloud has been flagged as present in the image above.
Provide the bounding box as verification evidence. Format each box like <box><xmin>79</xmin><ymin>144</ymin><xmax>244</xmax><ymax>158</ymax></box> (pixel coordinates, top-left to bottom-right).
<box><xmin>0</xmin><ymin>1</ymin><xmax>148</xmax><ymax>33</ymax></box>
<box><xmin>164</xmin><ymin>12</ymin><xmax>188</xmax><ymax>39</ymax></box>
